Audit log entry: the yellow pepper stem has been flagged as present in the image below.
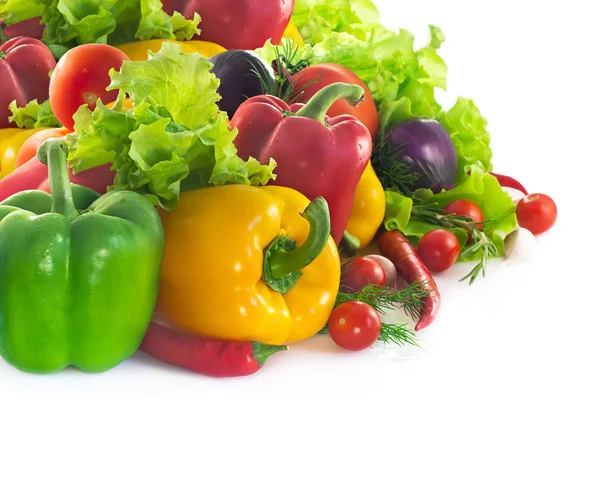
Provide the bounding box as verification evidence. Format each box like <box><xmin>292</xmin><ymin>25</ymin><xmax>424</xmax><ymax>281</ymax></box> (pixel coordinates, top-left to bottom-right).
<box><xmin>263</xmin><ymin>196</ymin><xmax>331</xmax><ymax>294</ymax></box>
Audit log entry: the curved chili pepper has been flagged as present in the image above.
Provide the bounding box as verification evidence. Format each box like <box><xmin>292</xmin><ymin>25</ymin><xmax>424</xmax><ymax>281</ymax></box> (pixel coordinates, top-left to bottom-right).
<box><xmin>378</xmin><ymin>231</ymin><xmax>441</xmax><ymax>331</ymax></box>
<box><xmin>488</xmin><ymin>172</ymin><xmax>528</xmax><ymax>195</ymax></box>
<box><xmin>140</xmin><ymin>321</ymin><xmax>288</xmax><ymax>378</ymax></box>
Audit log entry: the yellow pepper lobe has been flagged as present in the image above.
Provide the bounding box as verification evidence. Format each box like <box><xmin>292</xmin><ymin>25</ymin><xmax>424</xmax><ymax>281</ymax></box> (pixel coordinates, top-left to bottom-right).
<box><xmin>156</xmin><ymin>185</ymin><xmax>340</xmax><ymax>345</ymax></box>
<box><xmin>345</xmin><ymin>161</ymin><xmax>386</xmax><ymax>249</ymax></box>
<box><xmin>0</xmin><ymin>127</ymin><xmax>48</xmax><ymax>177</ymax></box>
<box><xmin>116</xmin><ymin>40</ymin><xmax>226</xmax><ymax>62</ymax></box>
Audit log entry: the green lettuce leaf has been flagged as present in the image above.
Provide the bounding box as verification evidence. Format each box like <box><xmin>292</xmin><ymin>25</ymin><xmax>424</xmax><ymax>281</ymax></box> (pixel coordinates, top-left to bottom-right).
<box><xmin>439</xmin><ymin>97</ymin><xmax>493</xmax><ymax>176</ymax></box>
<box><xmin>290</xmin><ymin>0</ymin><xmax>493</xmax><ymax>173</ymax></box>
<box><xmin>383</xmin><ymin>166</ymin><xmax>517</xmax><ymax>259</ymax></box>
<box><xmin>66</xmin><ymin>43</ymin><xmax>275</xmax><ymax>210</ymax></box>
<box><xmin>1</xmin><ymin>0</ymin><xmax>199</xmax><ymax>46</ymax></box>
<box><xmin>8</xmin><ymin>99</ymin><xmax>61</xmax><ymax>129</ymax></box>
<box><xmin>291</xmin><ymin>0</ymin><xmax>380</xmax><ymax>44</ymax></box>
<box><xmin>0</xmin><ymin>0</ymin><xmax>44</xmax><ymax>26</ymax></box>
<box><xmin>135</xmin><ymin>0</ymin><xmax>201</xmax><ymax>42</ymax></box>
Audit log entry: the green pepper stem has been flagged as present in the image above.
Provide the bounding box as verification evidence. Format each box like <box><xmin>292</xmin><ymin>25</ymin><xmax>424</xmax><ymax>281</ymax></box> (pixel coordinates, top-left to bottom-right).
<box><xmin>37</xmin><ymin>138</ymin><xmax>79</xmax><ymax>221</ymax></box>
<box><xmin>268</xmin><ymin>197</ymin><xmax>331</xmax><ymax>280</ymax></box>
<box><xmin>295</xmin><ymin>82</ymin><xmax>365</xmax><ymax>125</ymax></box>
<box><xmin>251</xmin><ymin>342</ymin><xmax>288</xmax><ymax>367</ymax></box>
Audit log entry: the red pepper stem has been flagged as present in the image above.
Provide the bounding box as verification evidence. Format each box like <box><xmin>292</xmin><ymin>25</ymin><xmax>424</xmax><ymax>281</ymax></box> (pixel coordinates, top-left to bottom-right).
<box><xmin>251</xmin><ymin>342</ymin><xmax>288</xmax><ymax>367</ymax></box>
<box><xmin>268</xmin><ymin>197</ymin><xmax>331</xmax><ymax>279</ymax></box>
<box><xmin>295</xmin><ymin>82</ymin><xmax>365</xmax><ymax>125</ymax></box>
<box><xmin>37</xmin><ymin>138</ymin><xmax>79</xmax><ymax>221</ymax></box>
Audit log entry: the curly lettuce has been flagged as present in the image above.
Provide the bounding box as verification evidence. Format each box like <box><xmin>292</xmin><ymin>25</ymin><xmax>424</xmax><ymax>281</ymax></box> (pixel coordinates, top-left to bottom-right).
<box><xmin>8</xmin><ymin>99</ymin><xmax>61</xmax><ymax>129</ymax></box>
<box><xmin>0</xmin><ymin>0</ymin><xmax>199</xmax><ymax>46</ymax></box>
<box><xmin>288</xmin><ymin>0</ymin><xmax>493</xmax><ymax>174</ymax></box>
<box><xmin>66</xmin><ymin>43</ymin><xmax>276</xmax><ymax>210</ymax></box>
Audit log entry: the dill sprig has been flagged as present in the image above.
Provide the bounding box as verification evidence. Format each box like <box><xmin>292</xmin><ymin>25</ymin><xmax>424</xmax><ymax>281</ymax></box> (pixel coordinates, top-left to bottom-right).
<box><xmin>253</xmin><ymin>39</ymin><xmax>316</xmax><ymax>103</ymax></box>
<box><xmin>378</xmin><ymin>323</ymin><xmax>421</xmax><ymax>349</ymax></box>
<box><xmin>371</xmin><ymin>127</ymin><xmax>420</xmax><ymax>194</ymax></box>
<box><xmin>410</xmin><ymin>203</ymin><xmax>497</xmax><ymax>285</ymax></box>
<box><xmin>335</xmin><ymin>281</ymin><xmax>430</xmax><ymax>322</ymax></box>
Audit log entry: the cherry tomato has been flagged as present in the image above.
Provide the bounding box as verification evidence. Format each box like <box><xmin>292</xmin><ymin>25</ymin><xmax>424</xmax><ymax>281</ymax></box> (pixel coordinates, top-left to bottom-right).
<box><xmin>290</xmin><ymin>63</ymin><xmax>379</xmax><ymax>138</ymax></box>
<box><xmin>340</xmin><ymin>256</ymin><xmax>386</xmax><ymax>293</ymax></box>
<box><xmin>516</xmin><ymin>193</ymin><xmax>557</xmax><ymax>235</ymax></box>
<box><xmin>15</xmin><ymin>128</ymin><xmax>69</xmax><ymax>169</ymax></box>
<box><xmin>49</xmin><ymin>44</ymin><xmax>129</xmax><ymax>130</ymax></box>
<box><xmin>444</xmin><ymin>200</ymin><xmax>484</xmax><ymax>228</ymax></box>
<box><xmin>328</xmin><ymin>302</ymin><xmax>381</xmax><ymax>351</ymax></box>
<box><xmin>417</xmin><ymin>229</ymin><xmax>461</xmax><ymax>273</ymax></box>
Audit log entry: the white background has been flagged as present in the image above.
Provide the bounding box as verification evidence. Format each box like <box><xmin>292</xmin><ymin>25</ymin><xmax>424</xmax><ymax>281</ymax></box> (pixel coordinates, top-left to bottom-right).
<box><xmin>1</xmin><ymin>1</ymin><xmax>599</xmax><ymax>497</ymax></box>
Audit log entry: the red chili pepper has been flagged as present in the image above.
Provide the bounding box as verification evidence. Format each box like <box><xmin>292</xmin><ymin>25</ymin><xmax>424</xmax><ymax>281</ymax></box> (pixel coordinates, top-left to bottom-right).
<box><xmin>231</xmin><ymin>82</ymin><xmax>373</xmax><ymax>244</ymax></box>
<box><xmin>0</xmin><ymin>156</ymin><xmax>114</xmax><ymax>202</ymax></box>
<box><xmin>140</xmin><ymin>321</ymin><xmax>288</xmax><ymax>378</ymax></box>
<box><xmin>488</xmin><ymin>172</ymin><xmax>528</xmax><ymax>195</ymax></box>
<box><xmin>0</xmin><ymin>36</ymin><xmax>56</xmax><ymax>128</ymax></box>
<box><xmin>378</xmin><ymin>231</ymin><xmax>441</xmax><ymax>331</ymax></box>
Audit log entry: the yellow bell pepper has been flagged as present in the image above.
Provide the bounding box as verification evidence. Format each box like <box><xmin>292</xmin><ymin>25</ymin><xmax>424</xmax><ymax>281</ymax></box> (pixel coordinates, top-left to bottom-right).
<box><xmin>0</xmin><ymin>127</ymin><xmax>48</xmax><ymax>178</ymax></box>
<box><xmin>282</xmin><ymin>21</ymin><xmax>305</xmax><ymax>47</ymax></box>
<box><xmin>157</xmin><ymin>185</ymin><xmax>340</xmax><ymax>345</ymax></box>
<box><xmin>345</xmin><ymin>161</ymin><xmax>386</xmax><ymax>249</ymax></box>
<box><xmin>116</xmin><ymin>39</ymin><xmax>226</xmax><ymax>62</ymax></box>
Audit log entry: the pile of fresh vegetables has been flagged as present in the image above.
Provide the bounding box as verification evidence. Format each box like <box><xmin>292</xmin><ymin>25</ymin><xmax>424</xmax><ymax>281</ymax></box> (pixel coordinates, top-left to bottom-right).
<box><xmin>0</xmin><ymin>0</ymin><xmax>557</xmax><ymax>377</ymax></box>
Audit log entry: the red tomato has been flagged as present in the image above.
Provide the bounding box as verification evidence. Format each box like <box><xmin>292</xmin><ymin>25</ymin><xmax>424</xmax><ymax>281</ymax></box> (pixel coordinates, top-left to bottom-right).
<box><xmin>417</xmin><ymin>229</ymin><xmax>461</xmax><ymax>273</ymax></box>
<box><xmin>516</xmin><ymin>193</ymin><xmax>557</xmax><ymax>235</ymax></box>
<box><xmin>290</xmin><ymin>63</ymin><xmax>379</xmax><ymax>138</ymax></box>
<box><xmin>15</xmin><ymin>127</ymin><xmax>69</xmax><ymax>169</ymax></box>
<box><xmin>340</xmin><ymin>257</ymin><xmax>386</xmax><ymax>293</ymax></box>
<box><xmin>328</xmin><ymin>302</ymin><xmax>381</xmax><ymax>351</ymax></box>
<box><xmin>444</xmin><ymin>200</ymin><xmax>484</xmax><ymax>228</ymax></box>
<box><xmin>49</xmin><ymin>44</ymin><xmax>129</xmax><ymax>130</ymax></box>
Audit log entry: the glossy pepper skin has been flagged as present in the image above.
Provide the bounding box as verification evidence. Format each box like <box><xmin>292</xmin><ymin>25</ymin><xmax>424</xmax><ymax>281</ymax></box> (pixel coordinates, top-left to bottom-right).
<box><xmin>157</xmin><ymin>184</ymin><xmax>340</xmax><ymax>345</ymax></box>
<box><xmin>0</xmin><ymin>18</ymin><xmax>45</xmax><ymax>40</ymax></box>
<box><xmin>231</xmin><ymin>83</ymin><xmax>373</xmax><ymax>244</ymax></box>
<box><xmin>0</xmin><ymin>139</ymin><xmax>164</xmax><ymax>374</ymax></box>
<box><xmin>345</xmin><ymin>161</ymin><xmax>386</xmax><ymax>249</ymax></box>
<box><xmin>141</xmin><ymin>321</ymin><xmax>287</xmax><ymax>378</ymax></box>
<box><xmin>0</xmin><ymin>37</ymin><xmax>56</xmax><ymax>128</ymax></box>
<box><xmin>162</xmin><ymin>0</ymin><xmax>293</xmax><ymax>50</ymax></box>
<box><xmin>116</xmin><ymin>39</ymin><xmax>225</xmax><ymax>62</ymax></box>
<box><xmin>0</xmin><ymin>127</ymin><xmax>48</xmax><ymax>177</ymax></box>
<box><xmin>0</xmin><ymin>154</ymin><xmax>114</xmax><ymax>202</ymax></box>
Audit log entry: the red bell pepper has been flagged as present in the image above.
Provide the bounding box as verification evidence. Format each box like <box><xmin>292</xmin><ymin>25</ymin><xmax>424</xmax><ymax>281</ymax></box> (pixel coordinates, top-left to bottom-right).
<box><xmin>162</xmin><ymin>0</ymin><xmax>293</xmax><ymax>50</ymax></box>
<box><xmin>0</xmin><ymin>36</ymin><xmax>56</xmax><ymax>128</ymax></box>
<box><xmin>231</xmin><ymin>82</ymin><xmax>373</xmax><ymax>244</ymax></box>
<box><xmin>0</xmin><ymin>155</ymin><xmax>114</xmax><ymax>202</ymax></box>
<box><xmin>0</xmin><ymin>18</ymin><xmax>44</xmax><ymax>41</ymax></box>
<box><xmin>140</xmin><ymin>321</ymin><xmax>288</xmax><ymax>378</ymax></box>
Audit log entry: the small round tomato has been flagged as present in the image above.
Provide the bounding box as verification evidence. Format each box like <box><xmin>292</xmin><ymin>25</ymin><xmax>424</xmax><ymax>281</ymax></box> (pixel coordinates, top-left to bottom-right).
<box><xmin>340</xmin><ymin>256</ymin><xmax>386</xmax><ymax>293</ymax></box>
<box><xmin>444</xmin><ymin>200</ymin><xmax>484</xmax><ymax>228</ymax></box>
<box><xmin>516</xmin><ymin>193</ymin><xmax>557</xmax><ymax>235</ymax></box>
<box><xmin>444</xmin><ymin>200</ymin><xmax>484</xmax><ymax>243</ymax></box>
<box><xmin>417</xmin><ymin>229</ymin><xmax>461</xmax><ymax>273</ymax></box>
<box><xmin>328</xmin><ymin>302</ymin><xmax>381</xmax><ymax>351</ymax></box>
<box><xmin>49</xmin><ymin>44</ymin><xmax>129</xmax><ymax>130</ymax></box>
<box><xmin>290</xmin><ymin>63</ymin><xmax>379</xmax><ymax>138</ymax></box>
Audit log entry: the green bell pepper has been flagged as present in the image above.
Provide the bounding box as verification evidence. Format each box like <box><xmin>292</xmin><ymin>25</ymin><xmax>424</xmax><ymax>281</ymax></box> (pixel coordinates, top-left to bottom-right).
<box><xmin>0</xmin><ymin>139</ymin><xmax>164</xmax><ymax>374</ymax></box>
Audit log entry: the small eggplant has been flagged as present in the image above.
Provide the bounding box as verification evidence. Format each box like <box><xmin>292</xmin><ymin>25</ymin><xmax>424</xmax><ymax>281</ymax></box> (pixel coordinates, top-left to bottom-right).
<box><xmin>209</xmin><ymin>50</ymin><xmax>274</xmax><ymax>119</ymax></box>
<box><xmin>383</xmin><ymin>119</ymin><xmax>458</xmax><ymax>193</ymax></box>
